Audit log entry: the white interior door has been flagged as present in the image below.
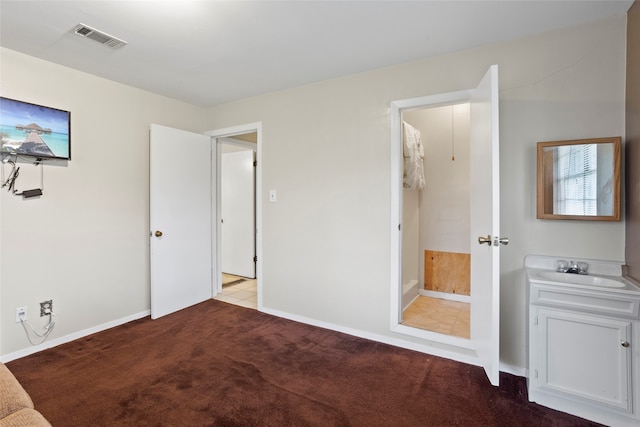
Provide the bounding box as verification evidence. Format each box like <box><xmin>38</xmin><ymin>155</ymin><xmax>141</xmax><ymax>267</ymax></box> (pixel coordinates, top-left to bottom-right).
<box><xmin>150</xmin><ymin>124</ymin><xmax>213</xmax><ymax>319</ymax></box>
<box><xmin>469</xmin><ymin>65</ymin><xmax>501</xmax><ymax>386</ymax></box>
<box><xmin>221</xmin><ymin>148</ymin><xmax>255</xmax><ymax>278</ymax></box>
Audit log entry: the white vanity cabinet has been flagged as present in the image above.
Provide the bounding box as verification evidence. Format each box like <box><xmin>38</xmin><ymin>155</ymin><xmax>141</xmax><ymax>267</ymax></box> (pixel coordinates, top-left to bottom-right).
<box><xmin>532</xmin><ymin>306</ymin><xmax>632</xmax><ymax>411</ymax></box>
<box><xmin>526</xmin><ymin>257</ymin><xmax>640</xmax><ymax>427</ymax></box>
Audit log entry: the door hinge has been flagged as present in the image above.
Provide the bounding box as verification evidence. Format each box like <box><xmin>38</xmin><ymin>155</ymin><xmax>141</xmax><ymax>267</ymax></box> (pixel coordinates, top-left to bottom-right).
<box><xmin>534</xmin><ymin>369</ymin><xmax>538</xmax><ymax>379</ymax></box>
<box><xmin>253</xmin><ymin>256</ymin><xmax>257</xmax><ymax>263</ymax></box>
<box><xmin>398</xmin><ymin>224</ymin><xmax>401</xmax><ymax>231</ymax></box>
<box><xmin>534</xmin><ymin>316</ymin><xmax>538</xmax><ymax>326</ymax></box>
<box><xmin>253</xmin><ymin>160</ymin><xmax>257</xmax><ymax>167</ymax></box>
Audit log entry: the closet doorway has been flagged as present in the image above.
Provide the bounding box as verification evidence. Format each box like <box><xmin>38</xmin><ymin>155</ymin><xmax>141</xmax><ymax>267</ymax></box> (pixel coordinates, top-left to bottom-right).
<box><xmin>401</xmin><ymin>104</ymin><xmax>471</xmax><ymax>338</ymax></box>
<box><xmin>390</xmin><ymin>65</ymin><xmax>502</xmax><ymax>386</ymax></box>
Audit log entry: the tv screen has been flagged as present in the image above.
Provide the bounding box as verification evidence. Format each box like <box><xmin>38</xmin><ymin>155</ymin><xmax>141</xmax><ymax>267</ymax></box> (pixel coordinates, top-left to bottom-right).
<box><xmin>0</xmin><ymin>97</ymin><xmax>71</xmax><ymax>160</ymax></box>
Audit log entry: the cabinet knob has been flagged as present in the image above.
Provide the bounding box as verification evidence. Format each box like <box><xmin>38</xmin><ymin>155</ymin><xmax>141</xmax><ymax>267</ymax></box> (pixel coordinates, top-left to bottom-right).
<box><xmin>621</xmin><ymin>341</ymin><xmax>630</xmax><ymax>348</ymax></box>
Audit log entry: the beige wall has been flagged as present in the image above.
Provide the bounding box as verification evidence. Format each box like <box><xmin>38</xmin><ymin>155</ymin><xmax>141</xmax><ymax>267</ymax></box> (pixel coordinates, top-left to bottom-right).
<box><xmin>0</xmin><ymin>15</ymin><xmax>628</xmax><ymax>372</ymax></box>
<box><xmin>207</xmin><ymin>16</ymin><xmax>627</xmax><ymax>370</ymax></box>
<box><xmin>0</xmin><ymin>48</ymin><xmax>207</xmax><ymax>357</ymax></box>
<box><xmin>627</xmin><ymin>1</ymin><xmax>640</xmax><ymax>280</ymax></box>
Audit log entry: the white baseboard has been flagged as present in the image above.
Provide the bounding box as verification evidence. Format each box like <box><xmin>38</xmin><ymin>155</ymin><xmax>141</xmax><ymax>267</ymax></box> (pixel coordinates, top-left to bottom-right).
<box><xmin>500</xmin><ymin>362</ymin><xmax>527</xmax><ymax>378</ymax></box>
<box><xmin>259</xmin><ymin>306</ymin><xmax>527</xmax><ymax>380</ymax></box>
<box><xmin>420</xmin><ymin>289</ymin><xmax>471</xmax><ymax>303</ymax></box>
<box><xmin>1</xmin><ymin>310</ymin><xmax>150</xmax><ymax>363</ymax></box>
<box><xmin>402</xmin><ymin>279</ymin><xmax>418</xmax><ymax>293</ymax></box>
<box><xmin>402</xmin><ymin>279</ymin><xmax>419</xmax><ymax>310</ymax></box>
<box><xmin>260</xmin><ymin>306</ymin><xmax>482</xmax><ymax>367</ymax></box>
<box><xmin>2</xmin><ymin>304</ymin><xmax>529</xmax><ymax>382</ymax></box>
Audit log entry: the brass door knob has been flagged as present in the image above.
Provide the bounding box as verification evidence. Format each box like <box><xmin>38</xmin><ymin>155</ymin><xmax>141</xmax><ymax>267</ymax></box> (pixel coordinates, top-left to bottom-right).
<box><xmin>155</xmin><ymin>230</ymin><xmax>163</xmax><ymax>237</ymax></box>
<box><xmin>478</xmin><ymin>235</ymin><xmax>492</xmax><ymax>246</ymax></box>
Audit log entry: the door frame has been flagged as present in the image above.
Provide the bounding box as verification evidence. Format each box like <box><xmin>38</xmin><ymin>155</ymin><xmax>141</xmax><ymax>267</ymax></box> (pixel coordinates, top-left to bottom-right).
<box><xmin>391</xmin><ymin>89</ymin><xmax>474</xmax><ymax>351</ymax></box>
<box><xmin>390</xmin><ymin>66</ymin><xmax>501</xmax><ymax>383</ymax></box>
<box><xmin>206</xmin><ymin>123</ymin><xmax>262</xmax><ymax>310</ymax></box>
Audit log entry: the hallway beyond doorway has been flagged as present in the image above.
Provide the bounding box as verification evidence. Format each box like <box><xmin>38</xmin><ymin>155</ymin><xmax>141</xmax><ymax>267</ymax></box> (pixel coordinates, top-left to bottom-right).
<box><xmin>214</xmin><ymin>279</ymin><xmax>257</xmax><ymax>309</ymax></box>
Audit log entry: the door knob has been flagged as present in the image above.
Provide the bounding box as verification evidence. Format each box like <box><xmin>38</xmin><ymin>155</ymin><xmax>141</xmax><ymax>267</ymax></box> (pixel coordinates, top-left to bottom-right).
<box><xmin>155</xmin><ymin>230</ymin><xmax>163</xmax><ymax>237</ymax></box>
<box><xmin>478</xmin><ymin>235</ymin><xmax>492</xmax><ymax>246</ymax></box>
<box><xmin>498</xmin><ymin>237</ymin><xmax>509</xmax><ymax>245</ymax></box>
<box><xmin>622</xmin><ymin>341</ymin><xmax>630</xmax><ymax>348</ymax></box>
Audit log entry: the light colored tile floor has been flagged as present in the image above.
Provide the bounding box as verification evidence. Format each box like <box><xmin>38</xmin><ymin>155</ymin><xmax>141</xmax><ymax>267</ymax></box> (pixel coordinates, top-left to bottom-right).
<box><xmin>402</xmin><ymin>296</ymin><xmax>470</xmax><ymax>339</ymax></box>
<box><xmin>214</xmin><ymin>279</ymin><xmax>257</xmax><ymax>309</ymax></box>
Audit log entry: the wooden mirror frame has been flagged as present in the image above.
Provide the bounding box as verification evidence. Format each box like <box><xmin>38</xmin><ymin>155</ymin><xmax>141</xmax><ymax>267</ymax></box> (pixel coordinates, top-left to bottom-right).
<box><xmin>536</xmin><ymin>137</ymin><xmax>621</xmax><ymax>221</ymax></box>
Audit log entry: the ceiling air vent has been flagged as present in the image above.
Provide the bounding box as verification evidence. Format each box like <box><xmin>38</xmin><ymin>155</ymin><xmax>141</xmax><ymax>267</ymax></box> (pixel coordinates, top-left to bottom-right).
<box><xmin>73</xmin><ymin>23</ymin><xmax>127</xmax><ymax>49</ymax></box>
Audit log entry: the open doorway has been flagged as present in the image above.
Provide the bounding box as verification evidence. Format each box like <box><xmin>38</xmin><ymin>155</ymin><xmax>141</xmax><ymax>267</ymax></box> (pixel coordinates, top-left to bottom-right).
<box><xmin>206</xmin><ymin>123</ymin><xmax>263</xmax><ymax>311</ymax></box>
<box><xmin>401</xmin><ymin>104</ymin><xmax>471</xmax><ymax>338</ymax></box>
<box><xmin>217</xmin><ymin>135</ymin><xmax>257</xmax><ymax>309</ymax></box>
<box><xmin>390</xmin><ymin>89</ymin><xmax>476</xmax><ymax>353</ymax></box>
<box><xmin>149</xmin><ymin>123</ymin><xmax>263</xmax><ymax>316</ymax></box>
<box><xmin>390</xmin><ymin>65</ymin><xmax>501</xmax><ymax>385</ymax></box>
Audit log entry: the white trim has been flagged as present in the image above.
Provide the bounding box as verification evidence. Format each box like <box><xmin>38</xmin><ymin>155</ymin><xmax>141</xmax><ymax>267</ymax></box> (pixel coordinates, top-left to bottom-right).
<box><xmin>390</xmin><ymin>100</ymin><xmax>403</xmax><ymax>326</ymax></box>
<box><xmin>501</xmin><ymin>362</ymin><xmax>527</xmax><ymax>378</ymax></box>
<box><xmin>218</xmin><ymin>136</ymin><xmax>257</xmax><ymax>151</ymax></box>
<box><xmin>205</xmin><ymin>123</ymin><xmax>262</xmax><ymax>139</ymax></box>
<box><xmin>390</xmin><ymin>322</ymin><xmax>474</xmax><ymax>350</ymax></box>
<box><xmin>419</xmin><ymin>289</ymin><xmax>471</xmax><ymax>304</ymax></box>
<box><xmin>392</xmin><ymin>90</ymin><xmax>473</xmax><ymax>112</ymax></box>
<box><xmin>402</xmin><ymin>279</ymin><xmax>420</xmax><ymax>310</ymax></box>
<box><xmin>0</xmin><ymin>310</ymin><xmax>150</xmax><ymax>363</ymax></box>
<box><xmin>206</xmin><ymin>123</ymin><xmax>263</xmax><ymax>311</ymax></box>
<box><xmin>390</xmin><ymin>91</ymin><xmax>474</xmax><ymax>342</ymax></box>
<box><xmin>3</xmin><ymin>304</ymin><xmax>525</xmax><ymax>379</ymax></box>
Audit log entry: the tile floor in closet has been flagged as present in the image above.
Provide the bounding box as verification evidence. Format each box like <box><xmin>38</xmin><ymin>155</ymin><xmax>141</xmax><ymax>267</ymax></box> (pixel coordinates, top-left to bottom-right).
<box><xmin>402</xmin><ymin>296</ymin><xmax>470</xmax><ymax>339</ymax></box>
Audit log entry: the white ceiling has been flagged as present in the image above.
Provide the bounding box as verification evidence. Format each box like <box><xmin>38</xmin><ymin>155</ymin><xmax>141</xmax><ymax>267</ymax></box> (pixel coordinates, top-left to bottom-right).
<box><xmin>0</xmin><ymin>1</ymin><xmax>633</xmax><ymax>107</ymax></box>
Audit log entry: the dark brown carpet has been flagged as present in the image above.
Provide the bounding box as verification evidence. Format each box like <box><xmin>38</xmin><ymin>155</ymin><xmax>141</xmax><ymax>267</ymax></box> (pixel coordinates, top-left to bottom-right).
<box><xmin>7</xmin><ymin>300</ymin><xmax>600</xmax><ymax>426</ymax></box>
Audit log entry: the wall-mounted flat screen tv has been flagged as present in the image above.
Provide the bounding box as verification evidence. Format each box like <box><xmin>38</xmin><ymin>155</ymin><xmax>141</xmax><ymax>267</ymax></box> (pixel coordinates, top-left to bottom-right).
<box><xmin>0</xmin><ymin>97</ymin><xmax>71</xmax><ymax>160</ymax></box>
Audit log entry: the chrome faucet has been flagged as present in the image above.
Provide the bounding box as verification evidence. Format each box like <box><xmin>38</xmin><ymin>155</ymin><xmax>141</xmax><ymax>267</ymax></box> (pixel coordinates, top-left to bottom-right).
<box><xmin>566</xmin><ymin>261</ymin><xmax>581</xmax><ymax>274</ymax></box>
<box><xmin>556</xmin><ymin>259</ymin><xmax>588</xmax><ymax>274</ymax></box>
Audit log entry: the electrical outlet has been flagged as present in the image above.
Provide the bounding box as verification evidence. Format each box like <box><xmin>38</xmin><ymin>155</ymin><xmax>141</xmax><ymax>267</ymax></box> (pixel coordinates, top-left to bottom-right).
<box><xmin>15</xmin><ymin>306</ymin><xmax>27</xmax><ymax>323</ymax></box>
<box><xmin>40</xmin><ymin>300</ymin><xmax>53</xmax><ymax>317</ymax></box>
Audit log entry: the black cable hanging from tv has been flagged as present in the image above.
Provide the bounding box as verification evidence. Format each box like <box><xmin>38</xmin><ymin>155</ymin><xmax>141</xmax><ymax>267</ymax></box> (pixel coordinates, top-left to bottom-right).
<box><xmin>1</xmin><ymin>155</ymin><xmax>44</xmax><ymax>198</ymax></box>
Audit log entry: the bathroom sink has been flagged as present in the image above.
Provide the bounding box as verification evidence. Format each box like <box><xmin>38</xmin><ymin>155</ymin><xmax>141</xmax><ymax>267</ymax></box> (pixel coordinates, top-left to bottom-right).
<box><xmin>537</xmin><ymin>271</ymin><xmax>625</xmax><ymax>288</ymax></box>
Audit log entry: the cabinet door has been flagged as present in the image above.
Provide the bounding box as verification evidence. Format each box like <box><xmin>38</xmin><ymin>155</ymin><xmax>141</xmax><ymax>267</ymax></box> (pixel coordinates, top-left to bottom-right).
<box><xmin>532</xmin><ymin>308</ymin><xmax>632</xmax><ymax>412</ymax></box>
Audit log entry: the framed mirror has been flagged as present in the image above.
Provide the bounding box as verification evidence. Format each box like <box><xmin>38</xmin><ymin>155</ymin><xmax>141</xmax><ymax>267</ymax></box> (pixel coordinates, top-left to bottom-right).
<box><xmin>537</xmin><ymin>137</ymin><xmax>621</xmax><ymax>221</ymax></box>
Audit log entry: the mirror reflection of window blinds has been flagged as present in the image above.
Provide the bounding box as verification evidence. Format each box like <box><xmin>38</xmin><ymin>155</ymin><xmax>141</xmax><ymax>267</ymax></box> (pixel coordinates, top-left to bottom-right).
<box><xmin>555</xmin><ymin>144</ymin><xmax>597</xmax><ymax>215</ymax></box>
